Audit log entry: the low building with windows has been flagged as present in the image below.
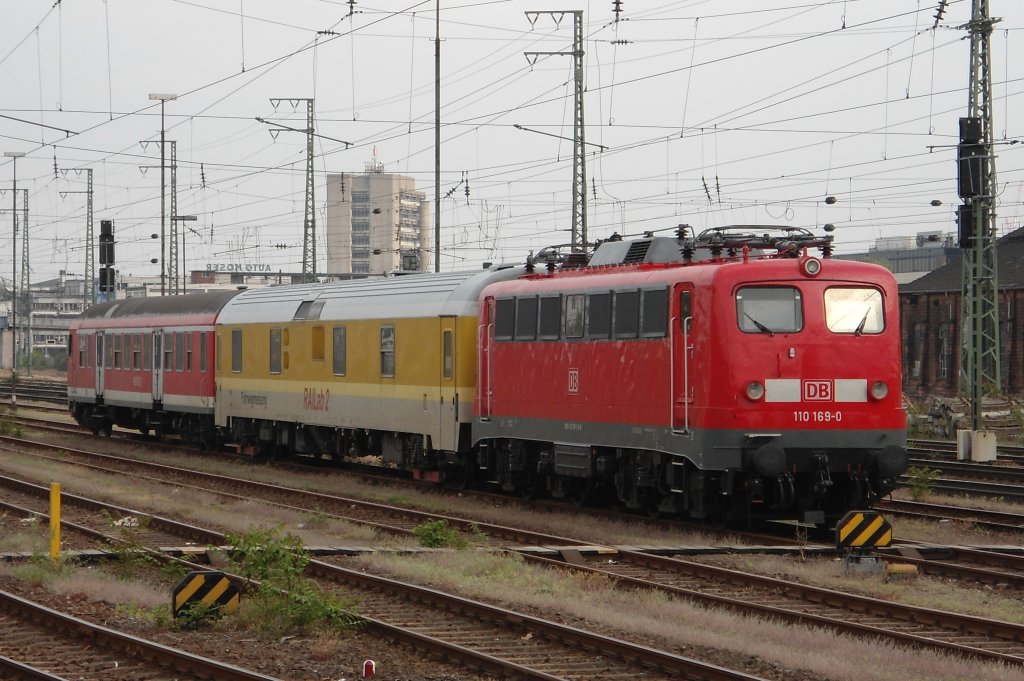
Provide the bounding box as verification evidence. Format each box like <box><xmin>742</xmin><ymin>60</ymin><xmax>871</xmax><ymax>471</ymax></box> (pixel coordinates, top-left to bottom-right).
<box><xmin>899</xmin><ymin>227</ymin><xmax>1024</xmax><ymax>399</ymax></box>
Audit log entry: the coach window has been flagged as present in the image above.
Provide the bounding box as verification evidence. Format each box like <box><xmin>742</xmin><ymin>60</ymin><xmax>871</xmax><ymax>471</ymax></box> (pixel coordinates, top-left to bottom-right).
<box><xmin>588</xmin><ymin>292</ymin><xmax>612</xmax><ymax>339</ymax></box>
<box><xmin>143</xmin><ymin>333</ymin><xmax>152</xmax><ymax>370</ymax></box>
<box><xmin>186</xmin><ymin>332</ymin><xmax>194</xmax><ymax>371</ymax></box>
<box><xmin>78</xmin><ymin>337</ymin><xmax>87</xmax><ymax>368</ymax></box>
<box><xmin>539</xmin><ymin>295</ymin><xmax>561</xmax><ymax>340</ymax></box>
<box><xmin>641</xmin><ymin>288</ymin><xmax>669</xmax><ymax>337</ymax></box>
<box><xmin>164</xmin><ymin>334</ymin><xmax>174</xmax><ymax>370</ymax></box>
<box><xmin>613</xmin><ymin>290</ymin><xmax>640</xmax><ymax>338</ymax></box>
<box><xmin>231</xmin><ymin>329</ymin><xmax>243</xmax><ymax>373</ymax></box>
<box><xmin>176</xmin><ymin>332</ymin><xmax>186</xmax><ymax>372</ymax></box>
<box><xmin>443</xmin><ymin>330</ymin><xmax>453</xmax><ymax>379</ymax></box>
<box><xmin>199</xmin><ymin>332</ymin><xmax>208</xmax><ymax>372</ymax></box>
<box><xmin>133</xmin><ymin>334</ymin><xmax>142</xmax><ymax>369</ymax></box>
<box><xmin>824</xmin><ymin>287</ymin><xmax>884</xmax><ymax>335</ymax></box>
<box><xmin>564</xmin><ymin>294</ymin><xmax>584</xmax><ymax>338</ymax></box>
<box><xmin>113</xmin><ymin>334</ymin><xmax>122</xmax><ymax>369</ymax></box>
<box><xmin>332</xmin><ymin>326</ymin><xmax>346</xmax><ymax>376</ymax></box>
<box><xmin>494</xmin><ymin>298</ymin><xmax>515</xmax><ymax>341</ymax></box>
<box><xmin>312</xmin><ymin>325</ymin><xmax>325</xmax><ymax>362</ymax></box>
<box><xmin>736</xmin><ymin>287</ymin><xmax>803</xmax><ymax>334</ymax></box>
<box><xmin>270</xmin><ymin>328</ymin><xmax>282</xmax><ymax>374</ymax></box>
<box><xmin>515</xmin><ymin>296</ymin><xmax>538</xmax><ymax>340</ymax></box>
<box><xmin>380</xmin><ymin>325</ymin><xmax>395</xmax><ymax>377</ymax></box>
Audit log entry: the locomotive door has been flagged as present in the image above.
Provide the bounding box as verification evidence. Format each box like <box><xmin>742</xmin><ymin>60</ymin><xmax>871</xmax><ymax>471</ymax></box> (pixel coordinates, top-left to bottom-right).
<box><xmin>152</xmin><ymin>331</ymin><xmax>164</xmax><ymax>403</ymax></box>
<box><xmin>477</xmin><ymin>298</ymin><xmax>494</xmax><ymax>420</ymax></box>
<box><xmin>671</xmin><ymin>284</ymin><xmax>695</xmax><ymax>433</ymax></box>
<box><xmin>94</xmin><ymin>332</ymin><xmax>105</xmax><ymax>399</ymax></box>
<box><xmin>438</xmin><ymin>316</ymin><xmax>459</xmax><ymax>452</ymax></box>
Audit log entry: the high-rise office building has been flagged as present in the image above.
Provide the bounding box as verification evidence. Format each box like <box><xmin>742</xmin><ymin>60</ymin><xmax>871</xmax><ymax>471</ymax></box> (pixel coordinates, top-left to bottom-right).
<box><xmin>324</xmin><ymin>159</ymin><xmax>431</xmax><ymax>276</ymax></box>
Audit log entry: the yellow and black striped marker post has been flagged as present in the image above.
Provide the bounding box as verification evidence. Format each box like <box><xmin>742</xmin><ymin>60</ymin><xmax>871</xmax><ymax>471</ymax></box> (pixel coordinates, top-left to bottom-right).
<box><xmin>173</xmin><ymin>571</ymin><xmax>240</xmax><ymax>619</ymax></box>
<box><xmin>836</xmin><ymin>510</ymin><xmax>893</xmax><ymax>550</ymax></box>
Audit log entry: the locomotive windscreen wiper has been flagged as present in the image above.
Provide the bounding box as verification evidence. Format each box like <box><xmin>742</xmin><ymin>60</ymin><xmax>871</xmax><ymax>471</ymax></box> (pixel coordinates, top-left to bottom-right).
<box><xmin>744</xmin><ymin>312</ymin><xmax>774</xmax><ymax>335</ymax></box>
<box><xmin>853</xmin><ymin>309</ymin><xmax>871</xmax><ymax>336</ymax></box>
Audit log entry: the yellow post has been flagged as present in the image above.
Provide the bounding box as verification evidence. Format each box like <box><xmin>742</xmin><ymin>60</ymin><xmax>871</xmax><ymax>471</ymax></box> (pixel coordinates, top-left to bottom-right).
<box><xmin>49</xmin><ymin>483</ymin><xmax>61</xmax><ymax>562</ymax></box>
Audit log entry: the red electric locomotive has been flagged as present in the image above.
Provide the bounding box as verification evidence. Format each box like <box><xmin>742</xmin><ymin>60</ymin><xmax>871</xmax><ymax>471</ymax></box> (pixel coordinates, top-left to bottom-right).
<box><xmin>472</xmin><ymin>226</ymin><xmax>907</xmax><ymax>525</ymax></box>
<box><xmin>67</xmin><ymin>292</ymin><xmax>240</xmax><ymax>446</ymax></box>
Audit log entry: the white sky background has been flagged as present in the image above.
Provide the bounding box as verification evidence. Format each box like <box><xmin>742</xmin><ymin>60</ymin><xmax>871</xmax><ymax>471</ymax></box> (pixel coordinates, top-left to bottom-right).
<box><xmin>1</xmin><ymin>0</ymin><xmax>1022</xmax><ymax>283</ymax></box>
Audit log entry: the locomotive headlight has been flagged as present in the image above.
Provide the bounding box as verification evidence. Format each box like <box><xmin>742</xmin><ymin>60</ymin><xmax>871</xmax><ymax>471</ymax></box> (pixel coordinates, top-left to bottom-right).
<box><xmin>745</xmin><ymin>381</ymin><xmax>765</xmax><ymax>400</ymax></box>
<box><xmin>870</xmin><ymin>380</ymin><xmax>889</xmax><ymax>400</ymax></box>
<box><xmin>801</xmin><ymin>257</ymin><xmax>822</xmax><ymax>277</ymax></box>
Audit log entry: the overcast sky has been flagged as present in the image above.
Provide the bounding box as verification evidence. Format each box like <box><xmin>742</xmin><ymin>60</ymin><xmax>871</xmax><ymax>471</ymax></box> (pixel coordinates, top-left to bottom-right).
<box><xmin>1</xmin><ymin>0</ymin><xmax>1022</xmax><ymax>284</ymax></box>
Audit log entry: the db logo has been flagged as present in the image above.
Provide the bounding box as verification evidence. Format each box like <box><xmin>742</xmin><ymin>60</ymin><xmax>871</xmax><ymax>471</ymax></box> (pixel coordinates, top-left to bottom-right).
<box><xmin>568</xmin><ymin>368</ymin><xmax>580</xmax><ymax>395</ymax></box>
<box><xmin>802</xmin><ymin>379</ymin><xmax>833</xmax><ymax>401</ymax></box>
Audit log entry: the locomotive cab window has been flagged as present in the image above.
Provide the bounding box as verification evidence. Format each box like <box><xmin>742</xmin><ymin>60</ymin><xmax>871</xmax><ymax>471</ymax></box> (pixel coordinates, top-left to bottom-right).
<box><xmin>825</xmin><ymin>287</ymin><xmax>885</xmax><ymax>334</ymax></box>
<box><xmin>736</xmin><ymin>287</ymin><xmax>803</xmax><ymax>334</ymax></box>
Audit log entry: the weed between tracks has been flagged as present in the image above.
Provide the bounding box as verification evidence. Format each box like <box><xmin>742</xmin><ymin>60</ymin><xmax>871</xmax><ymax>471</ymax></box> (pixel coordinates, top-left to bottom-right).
<box><xmin>356</xmin><ymin>549</ymin><xmax>1024</xmax><ymax>681</ymax></box>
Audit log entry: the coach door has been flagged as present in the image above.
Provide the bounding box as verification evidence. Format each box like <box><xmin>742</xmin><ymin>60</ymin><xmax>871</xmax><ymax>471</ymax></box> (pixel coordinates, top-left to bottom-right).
<box><xmin>438</xmin><ymin>316</ymin><xmax>459</xmax><ymax>452</ymax></box>
<box><xmin>152</xmin><ymin>331</ymin><xmax>164</xmax><ymax>402</ymax></box>
<box><xmin>95</xmin><ymin>332</ymin><xmax>105</xmax><ymax>399</ymax></box>
<box><xmin>671</xmin><ymin>284</ymin><xmax>695</xmax><ymax>433</ymax></box>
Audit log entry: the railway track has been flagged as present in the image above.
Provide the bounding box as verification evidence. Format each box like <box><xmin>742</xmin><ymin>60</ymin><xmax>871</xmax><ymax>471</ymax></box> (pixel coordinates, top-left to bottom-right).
<box><xmin>2</xmin><ymin>377</ymin><xmax>67</xmax><ymax>406</ymax></box>
<box><xmin>0</xmin><ymin>583</ymin><xmax>280</xmax><ymax>681</ymax></box>
<box><xmin>0</xmin><ymin>473</ymin><xmax>760</xmax><ymax>681</ymax></box>
<box><xmin>3</xmin><ymin>432</ymin><xmax>1024</xmax><ymax>671</ymax></box>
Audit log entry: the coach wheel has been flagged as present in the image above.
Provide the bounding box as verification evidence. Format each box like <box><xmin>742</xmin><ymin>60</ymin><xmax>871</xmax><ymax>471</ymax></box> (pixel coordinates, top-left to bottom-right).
<box><xmin>519</xmin><ymin>479</ymin><xmax>542</xmax><ymax>500</ymax></box>
<box><xmin>569</xmin><ymin>482</ymin><xmax>591</xmax><ymax>508</ymax></box>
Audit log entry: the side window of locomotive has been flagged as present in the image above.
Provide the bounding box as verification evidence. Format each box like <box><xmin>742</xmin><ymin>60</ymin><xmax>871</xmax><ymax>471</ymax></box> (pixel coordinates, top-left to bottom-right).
<box><xmin>736</xmin><ymin>287</ymin><xmax>803</xmax><ymax>334</ymax></box>
<box><xmin>538</xmin><ymin>295</ymin><xmax>561</xmax><ymax>340</ymax></box>
<box><xmin>515</xmin><ymin>296</ymin><xmax>538</xmax><ymax>340</ymax></box>
<box><xmin>269</xmin><ymin>328</ymin><xmax>282</xmax><ymax>375</ymax></box>
<box><xmin>380</xmin><ymin>325</ymin><xmax>395</xmax><ymax>377</ymax></box>
<box><xmin>641</xmin><ymin>288</ymin><xmax>669</xmax><ymax>337</ymax></box>
<box><xmin>231</xmin><ymin>329</ymin><xmax>242</xmax><ymax>373</ymax></box>
<box><xmin>588</xmin><ymin>292</ymin><xmax>612</xmax><ymax>339</ymax></box>
<box><xmin>564</xmin><ymin>294</ymin><xmax>585</xmax><ymax>339</ymax></box>
<box><xmin>312</xmin><ymin>326</ymin><xmax>325</xmax><ymax>362</ymax></box>
<box><xmin>613</xmin><ymin>290</ymin><xmax>640</xmax><ymax>339</ymax></box>
<box><xmin>332</xmin><ymin>326</ymin><xmax>346</xmax><ymax>376</ymax></box>
<box><xmin>824</xmin><ymin>287</ymin><xmax>885</xmax><ymax>335</ymax></box>
<box><xmin>494</xmin><ymin>298</ymin><xmax>515</xmax><ymax>341</ymax></box>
